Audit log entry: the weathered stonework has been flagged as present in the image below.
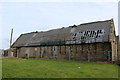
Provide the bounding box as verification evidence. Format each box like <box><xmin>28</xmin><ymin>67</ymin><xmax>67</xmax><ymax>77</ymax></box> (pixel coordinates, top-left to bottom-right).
<box><xmin>16</xmin><ymin>42</ymin><xmax>111</xmax><ymax>62</ymax></box>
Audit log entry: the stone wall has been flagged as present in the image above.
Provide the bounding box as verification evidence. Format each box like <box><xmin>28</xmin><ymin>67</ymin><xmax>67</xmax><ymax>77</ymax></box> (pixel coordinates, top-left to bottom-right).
<box><xmin>17</xmin><ymin>42</ymin><xmax>111</xmax><ymax>62</ymax></box>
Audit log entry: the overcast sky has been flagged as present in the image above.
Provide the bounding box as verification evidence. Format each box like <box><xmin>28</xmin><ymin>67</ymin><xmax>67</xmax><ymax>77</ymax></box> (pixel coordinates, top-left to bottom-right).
<box><xmin>0</xmin><ymin>1</ymin><xmax>118</xmax><ymax>49</ymax></box>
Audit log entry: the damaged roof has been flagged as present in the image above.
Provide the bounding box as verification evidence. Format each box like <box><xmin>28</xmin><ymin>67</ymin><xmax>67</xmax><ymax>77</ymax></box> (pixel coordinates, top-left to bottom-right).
<box><xmin>12</xmin><ymin>19</ymin><xmax>114</xmax><ymax>48</ymax></box>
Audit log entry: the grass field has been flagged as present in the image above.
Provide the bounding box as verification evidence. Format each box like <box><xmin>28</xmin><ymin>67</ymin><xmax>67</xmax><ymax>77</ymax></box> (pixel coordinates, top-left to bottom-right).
<box><xmin>2</xmin><ymin>58</ymin><xmax>119</xmax><ymax>78</ymax></box>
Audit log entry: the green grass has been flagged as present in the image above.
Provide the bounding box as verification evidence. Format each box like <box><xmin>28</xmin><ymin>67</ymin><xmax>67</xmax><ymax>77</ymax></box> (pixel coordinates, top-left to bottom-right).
<box><xmin>2</xmin><ymin>58</ymin><xmax>119</xmax><ymax>78</ymax></box>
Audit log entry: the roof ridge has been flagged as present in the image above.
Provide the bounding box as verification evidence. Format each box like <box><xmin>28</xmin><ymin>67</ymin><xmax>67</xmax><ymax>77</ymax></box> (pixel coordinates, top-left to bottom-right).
<box><xmin>79</xmin><ymin>19</ymin><xmax>112</xmax><ymax>26</ymax></box>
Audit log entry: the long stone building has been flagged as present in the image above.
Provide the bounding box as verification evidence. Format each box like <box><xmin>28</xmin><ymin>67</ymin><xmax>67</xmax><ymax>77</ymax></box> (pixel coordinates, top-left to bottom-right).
<box><xmin>12</xmin><ymin>19</ymin><xmax>119</xmax><ymax>62</ymax></box>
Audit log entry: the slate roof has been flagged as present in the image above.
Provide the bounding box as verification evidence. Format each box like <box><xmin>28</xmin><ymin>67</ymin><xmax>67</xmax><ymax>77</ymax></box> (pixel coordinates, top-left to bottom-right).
<box><xmin>12</xmin><ymin>19</ymin><xmax>114</xmax><ymax>48</ymax></box>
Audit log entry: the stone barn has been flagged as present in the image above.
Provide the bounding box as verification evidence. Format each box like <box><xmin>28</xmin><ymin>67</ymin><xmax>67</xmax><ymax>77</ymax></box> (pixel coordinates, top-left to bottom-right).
<box><xmin>12</xmin><ymin>19</ymin><xmax>119</xmax><ymax>62</ymax></box>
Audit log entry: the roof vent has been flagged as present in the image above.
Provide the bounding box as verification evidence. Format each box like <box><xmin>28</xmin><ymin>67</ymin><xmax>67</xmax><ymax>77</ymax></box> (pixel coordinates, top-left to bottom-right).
<box><xmin>35</xmin><ymin>31</ymin><xmax>38</xmax><ymax>33</ymax></box>
<box><xmin>69</xmin><ymin>25</ymin><xmax>77</xmax><ymax>28</ymax></box>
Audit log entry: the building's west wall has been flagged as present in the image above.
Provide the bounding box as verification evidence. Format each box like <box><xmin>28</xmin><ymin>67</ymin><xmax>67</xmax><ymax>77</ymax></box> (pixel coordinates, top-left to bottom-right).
<box><xmin>17</xmin><ymin>42</ymin><xmax>111</xmax><ymax>61</ymax></box>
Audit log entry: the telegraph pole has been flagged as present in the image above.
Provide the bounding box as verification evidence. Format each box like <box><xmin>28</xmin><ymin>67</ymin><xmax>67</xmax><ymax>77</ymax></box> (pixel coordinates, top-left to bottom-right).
<box><xmin>10</xmin><ymin>28</ymin><xmax>13</xmax><ymax>48</ymax></box>
<box><xmin>9</xmin><ymin>28</ymin><xmax>13</xmax><ymax>57</ymax></box>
